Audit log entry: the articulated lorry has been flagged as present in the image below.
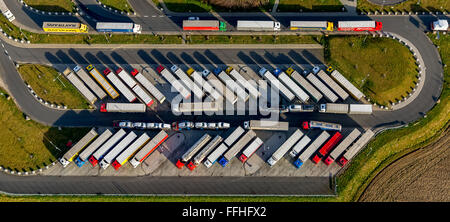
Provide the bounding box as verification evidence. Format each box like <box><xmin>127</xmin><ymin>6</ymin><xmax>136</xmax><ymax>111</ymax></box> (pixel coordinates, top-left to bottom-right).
<box><xmin>75</xmin><ymin>129</ymin><xmax>113</xmax><ymax>167</ymax></box>
<box><xmin>218</xmin><ymin>130</ymin><xmax>256</xmax><ymax>167</ymax></box>
<box><xmin>304</xmin><ymin>120</ymin><xmax>342</xmax><ymax>131</ymax></box>
<box><xmin>237</xmin><ymin>20</ymin><xmax>281</xmax><ymax>31</ymax></box>
<box><xmin>223</xmin><ymin>126</ymin><xmax>245</xmax><ymax>147</ymax></box>
<box><xmin>187</xmin><ymin>68</ymin><xmax>222</xmax><ymax>102</ymax></box>
<box><xmin>99</xmin><ymin>131</ymin><xmax>137</xmax><ymax>169</ymax></box>
<box><xmin>319</xmin><ymin>103</ymin><xmax>372</xmax><ymax>114</ymax></box>
<box><xmin>182</xmin><ymin>20</ymin><xmax>226</xmax><ymax>31</ymax></box>
<box><xmin>267</xmin><ymin>129</ymin><xmax>303</xmax><ymax>166</ymax></box>
<box><xmin>325</xmin><ymin>128</ymin><xmax>361</xmax><ymax>165</ymax></box>
<box><xmin>306</xmin><ymin>72</ymin><xmax>338</xmax><ymax>102</ymax></box>
<box><xmin>103</xmin><ymin>68</ymin><xmax>137</xmax><ymax>102</ymax></box>
<box><xmin>130</xmin><ymin>69</ymin><xmax>166</xmax><ymax>104</ymax></box>
<box><xmin>204</xmin><ymin>143</ymin><xmax>229</xmax><ymax>168</ymax></box>
<box><xmin>96</xmin><ymin>22</ymin><xmax>141</xmax><ymax>33</ymax></box>
<box><xmin>339</xmin><ymin>129</ymin><xmax>374</xmax><ymax>166</ymax></box>
<box><xmin>290</xmin><ymin>21</ymin><xmax>333</xmax><ymax>31</ymax></box>
<box><xmin>59</xmin><ymin>128</ymin><xmax>98</xmax><ymax>167</ymax></box>
<box><xmin>285</xmin><ymin>67</ymin><xmax>322</xmax><ymax>102</ymax></box>
<box><xmin>330</xmin><ymin>70</ymin><xmax>364</xmax><ymax>100</ymax></box>
<box><xmin>243</xmin><ymin>120</ymin><xmax>289</xmax><ymax>131</ymax></box>
<box><xmin>132</xmin><ymin>84</ymin><xmax>154</xmax><ymax>107</ymax></box>
<box><xmin>239</xmin><ymin>137</ymin><xmax>264</xmax><ymax>162</ymax></box>
<box><xmin>226</xmin><ymin>66</ymin><xmax>261</xmax><ymax>99</ymax></box>
<box><xmin>43</xmin><ymin>22</ymin><xmax>88</xmax><ymax>33</ymax></box>
<box><xmin>172</xmin><ymin>102</ymin><xmax>220</xmax><ymax>113</ymax></box>
<box><xmin>130</xmin><ymin>130</ymin><xmax>169</xmax><ymax>168</ymax></box>
<box><xmin>337</xmin><ymin>21</ymin><xmax>382</xmax><ymax>31</ymax></box>
<box><xmin>289</xmin><ymin>135</ymin><xmax>311</xmax><ymax>158</ymax></box>
<box><xmin>213</xmin><ymin>68</ymin><xmax>249</xmax><ymax>102</ymax></box>
<box><xmin>156</xmin><ymin>65</ymin><xmax>191</xmax><ymax>99</ymax></box>
<box><xmin>171</xmin><ymin>65</ymin><xmax>205</xmax><ymax>100</ymax></box>
<box><xmin>86</xmin><ymin>65</ymin><xmax>119</xmax><ymax>99</ymax></box>
<box><xmin>112</xmin><ymin>133</ymin><xmax>150</xmax><ymax>170</ymax></box>
<box><xmin>63</xmin><ymin>68</ymin><xmax>97</xmax><ymax>104</ymax></box>
<box><xmin>187</xmin><ymin>135</ymin><xmax>223</xmax><ymax>170</ymax></box>
<box><xmin>317</xmin><ymin>70</ymin><xmax>349</xmax><ymax>101</ymax></box>
<box><xmin>259</xmin><ymin>68</ymin><xmax>295</xmax><ymax>102</ymax></box>
<box><xmin>203</xmin><ymin>69</ymin><xmax>238</xmax><ymax>104</ymax></box>
<box><xmin>73</xmin><ymin>65</ymin><xmax>107</xmax><ymax>99</ymax></box>
<box><xmin>89</xmin><ymin>129</ymin><xmax>126</xmax><ymax>167</ymax></box>
<box><xmin>274</xmin><ymin>68</ymin><xmax>310</xmax><ymax>102</ymax></box>
<box><xmin>311</xmin><ymin>132</ymin><xmax>343</xmax><ymax>164</ymax></box>
<box><xmin>294</xmin><ymin>131</ymin><xmax>330</xmax><ymax>168</ymax></box>
<box><xmin>176</xmin><ymin>134</ymin><xmax>212</xmax><ymax>169</ymax></box>
<box><xmin>100</xmin><ymin>103</ymin><xmax>146</xmax><ymax>113</ymax></box>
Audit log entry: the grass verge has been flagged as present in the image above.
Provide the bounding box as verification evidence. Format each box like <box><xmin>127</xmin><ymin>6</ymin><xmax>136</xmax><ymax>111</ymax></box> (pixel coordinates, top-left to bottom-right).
<box><xmin>357</xmin><ymin>0</ymin><xmax>450</xmax><ymax>13</ymax></box>
<box><xmin>162</xmin><ymin>0</ymin><xmax>275</xmax><ymax>12</ymax></box>
<box><xmin>186</xmin><ymin>35</ymin><xmax>320</xmax><ymax>44</ymax></box>
<box><xmin>23</xmin><ymin>0</ymin><xmax>76</xmax><ymax>13</ymax></box>
<box><xmin>277</xmin><ymin>0</ymin><xmax>344</xmax><ymax>12</ymax></box>
<box><xmin>18</xmin><ymin>64</ymin><xmax>91</xmax><ymax>109</ymax></box>
<box><xmin>0</xmin><ymin>87</ymin><xmax>90</xmax><ymax>172</ymax></box>
<box><xmin>325</xmin><ymin>35</ymin><xmax>418</xmax><ymax>106</ymax></box>
<box><xmin>99</xmin><ymin>0</ymin><xmax>134</xmax><ymax>13</ymax></box>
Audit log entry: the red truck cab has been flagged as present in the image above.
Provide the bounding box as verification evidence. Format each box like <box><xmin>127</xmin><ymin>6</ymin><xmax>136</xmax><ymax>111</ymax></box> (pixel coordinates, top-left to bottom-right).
<box><xmin>186</xmin><ymin>161</ymin><xmax>197</xmax><ymax>171</ymax></box>
<box><xmin>302</xmin><ymin>121</ymin><xmax>309</xmax><ymax>130</ymax></box>
<box><xmin>100</xmin><ymin>104</ymin><xmax>107</xmax><ymax>112</ymax></box>
<box><xmin>176</xmin><ymin>159</ymin><xmax>185</xmax><ymax>169</ymax></box>
<box><xmin>103</xmin><ymin>68</ymin><xmax>111</xmax><ymax>75</ymax></box>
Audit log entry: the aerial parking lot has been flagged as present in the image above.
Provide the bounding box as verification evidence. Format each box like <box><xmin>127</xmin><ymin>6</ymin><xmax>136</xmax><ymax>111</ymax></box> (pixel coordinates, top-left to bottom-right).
<box><xmin>0</xmin><ymin>0</ymin><xmax>447</xmax><ymax>205</ymax></box>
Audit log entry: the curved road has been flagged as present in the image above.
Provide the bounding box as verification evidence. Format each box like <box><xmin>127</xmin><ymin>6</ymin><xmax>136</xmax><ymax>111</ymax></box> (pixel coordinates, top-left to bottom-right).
<box><xmin>0</xmin><ymin>0</ymin><xmax>446</xmax><ymax>195</ymax></box>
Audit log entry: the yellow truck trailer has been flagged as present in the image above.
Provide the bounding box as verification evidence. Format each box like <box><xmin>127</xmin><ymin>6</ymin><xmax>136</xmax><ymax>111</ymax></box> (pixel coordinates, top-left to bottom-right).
<box><xmin>42</xmin><ymin>22</ymin><xmax>88</xmax><ymax>33</ymax></box>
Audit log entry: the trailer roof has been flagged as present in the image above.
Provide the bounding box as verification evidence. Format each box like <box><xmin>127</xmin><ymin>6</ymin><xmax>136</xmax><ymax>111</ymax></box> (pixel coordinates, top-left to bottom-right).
<box><xmin>183</xmin><ymin>20</ymin><xmax>219</xmax><ymax>27</ymax></box>
<box><xmin>96</xmin><ymin>22</ymin><xmax>134</xmax><ymax>30</ymax></box>
<box><xmin>43</xmin><ymin>22</ymin><xmax>81</xmax><ymax>29</ymax></box>
<box><xmin>338</xmin><ymin>21</ymin><xmax>375</xmax><ymax>28</ymax></box>
<box><xmin>290</xmin><ymin>21</ymin><xmax>328</xmax><ymax>28</ymax></box>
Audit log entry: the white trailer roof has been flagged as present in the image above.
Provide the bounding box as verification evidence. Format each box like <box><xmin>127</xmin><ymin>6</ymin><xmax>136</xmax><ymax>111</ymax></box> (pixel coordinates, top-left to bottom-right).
<box><xmin>290</xmin><ymin>21</ymin><xmax>328</xmax><ymax>28</ymax></box>
<box><xmin>96</xmin><ymin>22</ymin><xmax>134</xmax><ymax>30</ymax></box>
<box><xmin>338</xmin><ymin>21</ymin><xmax>375</xmax><ymax>28</ymax></box>
<box><xmin>237</xmin><ymin>20</ymin><xmax>274</xmax><ymax>28</ymax></box>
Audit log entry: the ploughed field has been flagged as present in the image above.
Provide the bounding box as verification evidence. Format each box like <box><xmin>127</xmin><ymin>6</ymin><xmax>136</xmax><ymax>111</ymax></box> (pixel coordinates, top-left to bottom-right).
<box><xmin>359</xmin><ymin>128</ymin><xmax>450</xmax><ymax>202</ymax></box>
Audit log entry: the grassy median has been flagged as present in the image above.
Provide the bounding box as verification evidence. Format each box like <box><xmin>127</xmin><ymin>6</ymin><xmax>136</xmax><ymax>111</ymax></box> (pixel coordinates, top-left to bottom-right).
<box><xmin>0</xmin><ymin>88</ymin><xmax>90</xmax><ymax>172</ymax></box>
<box><xmin>326</xmin><ymin>35</ymin><xmax>418</xmax><ymax>106</ymax></box>
<box><xmin>357</xmin><ymin>0</ymin><xmax>450</xmax><ymax>13</ymax></box>
<box><xmin>23</xmin><ymin>0</ymin><xmax>76</xmax><ymax>13</ymax></box>
<box><xmin>187</xmin><ymin>35</ymin><xmax>319</xmax><ymax>44</ymax></box>
<box><xmin>99</xmin><ymin>0</ymin><xmax>134</xmax><ymax>13</ymax></box>
<box><xmin>162</xmin><ymin>0</ymin><xmax>275</xmax><ymax>12</ymax></box>
<box><xmin>18</xmin><ymin>64</ymin><xmax>91</xmax><ymax>109</ymax></box>
<box><xmin>277</xmin><ymin>0</ymin><xmax>344</xmax><ymax>12</ymax></box>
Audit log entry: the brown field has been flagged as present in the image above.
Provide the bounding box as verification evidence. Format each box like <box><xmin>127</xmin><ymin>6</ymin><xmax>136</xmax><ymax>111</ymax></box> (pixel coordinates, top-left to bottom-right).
<box><xmin>359</xmin><ymin>128</ymin><xmax>450</xmax><ymax>202</ymax></box>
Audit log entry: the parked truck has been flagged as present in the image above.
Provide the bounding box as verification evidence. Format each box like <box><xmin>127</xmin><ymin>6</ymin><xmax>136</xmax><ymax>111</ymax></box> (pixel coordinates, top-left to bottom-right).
<box><xmin>187</xmin><ymin>68</ymin><xmax>222</xmax><ymax>102</ymax></box>
<box><xmin>267</xmin><ymin>129</ymin><xmax>303</xmax><ymax>166</ymax></box>
<box><xmin>349</xmin><ymin>104</ymin><xmax>372</xmax><ymax>114</ymax></box>
<box><xmin>337</xmin><ymin>21</ymin><xmax>382</xmax><ymax>31</ymax></box>
<box><xmin>304</xmin><ymin>120</ymin><xmax>342</xmax><ymax>131</ymax></box>
<box><xmin>182</xmin><ymin>20</ymin><xmax>226</xmax><ymax>31</ymax></box>
<box><xmin>99</xmin><ymin>131</ymin><xmax>137</xmax><ymax>169</ymax></box>
<box><xmin>290</xmin><ymin>21</ymin><xmax>333</xmax><ymax>31</ymax></box>
<box><xmin>237</xmin><ymin>20</ymin><xmax>281</xmax><ymax>31</ymax></box>
<box><xmin>130</xmin><ymin>130</ymin><xmax>169</xmax><ymax>168</ymax></box>
<box><xmin>213</xmin><ymin>68</ymin><xmax>249</xmax><ymax>102</ymax></box>
<box><xmin>86</xmin><ymin>65</ymin><xmax>119</xmax><ymax>99</ymax></box>
<box><xmin>339</xmin><ymin>129</ymin><xmax>374</xmax><ymax>166</ymax></box>
<box><xmin>171</xmin><ymin>65</ymin><xmax>205</xmax><ymax>100</ymax></box>
<box><xmin>325</xmin><ymin>128</ymin><xmax>361</xmax><ymax>165</ymax></box>
<box><xmin>218</xmin><ymin>130</ymin><xmax>256</xmax><ymax>167</ymax></box>
<box><xmin>285</xmin><ymin>67</ymin><xmax>322</xmax><ymax>102</ymax></box>
<box><xmin>330</xmin><ymin>70</ymin><xmax>364</xmax><ymax>100</ymax></box>
<box><xmin>317</xmin><ymin>70</ymin><xmax>349</xmax><ymax>101</ymax></box>
<box><xmin>431</xmin><ymin>19</ymin><xmax>449</xmax><ymax>31</ymax></box>
<box><xmin>75</xmin><ymin>129</ymin><xmax>113</xmax><ymax>167</ymax></box>
<box><xmin>100</xmin><ymin>103</ymin><xmax>146</xmax><ymax>113</ymax></box>
<box><xmin>112</xmin><ymin>133</ymin><xmax>150</xmax><ymax>170</ymax></box>
<box><xmin>203</xmin><ymin>69</ymin><xmax>238</xmax><ymax>104</ymax></box>
<box><xmin>311</xmin><ymin>132</ymin><xmax>343</xmax><ymax>164</ymax></box>
<box><xmin>243</xmin><ymin>120</ymin><xmax>289</xmax><ymax>131</ymax></box>
<box><xmin>156</xmin><ymin>65</ymin><xmax>191</xmax><ymax>99</ymax></box>
<box><xmin>116</xmin><ymin>67</ymin><xmax>137</xmax><ymax>88</ymax></box>
<box><xmin>89</xmin><ymin>129</ymin><xmax>126</xmax><ymax>167</ymax></box>
<box><xmin>59</xmin><ymin>128</ymin><xmax>98</xmax><ymax>167</ymax></box>
<box><xmin>62</xmin><ymin>68</ymin><xmax>97</xmax><ymax>104</ymax></box>
<box><xmin>96</xmin><ymin>22</ymin><xmax>142</xmax><ymax>33</ymax></box>
<box><xmin>289</xmin><ymin>135</ymin><xmax>311</xmax><ymax>158</ymax></box>
<box><xmin>226</xmin><ymin>66</ymin><xmax>261</xmax><ymax>99</ymax></box>
<box><xmin>294</xmin><ymin>131</ymin><xmax>330</xmax><ymax>168</ymax></box>
<box><xmin>103</xmin><ymin>68</ymin><xmax>137</xmax><ymax>102</ymax></box>
<box><xmin>176</xmin><ymin>134</ymin><xmax>212</xmax><ymax>168</ymax></box>
<box><xmin>204</xmin><ymin>143</ymin><xmax>229</xmax><ymax>168</ymax></box>
<box><xmin>306</xmin><ymin>73</ymin><xmax>338</xmax><ymax>102</ymax></box>
<box><xmin>274</xmin><ymin>68</ymin><xmax>310</xmax><ymax>102</ymax></box>
<box><xmin>132</xmin><ymin>84</ymin><xmax>154</xmax><ymax>107</ymax></box>
<box><xmin>224</xmin><ymin>126</ymin><xmax>245</xmax><ymax>147</ymax></box>
<box><xmin>130</xmin><ymin>69</ymin><xmax>166</xmax><ymax>104</ymax></box>
<box><xmin>187</xmin><ymin>135</ymin><xmax>223</xmax><ymax>170</ymax></box>
<box><xmin>319</xmin><ymin>103</ymin><xmax>349</xmax><ymax>114</ymax></box>
<box><xmin>172</xmin><ymin>102</ymin><xmax>220</xmax><ymax>113</ymax></box>
<box><xmin>258</xmin><ymin>68</ymin><xmax>295</xmax><ymax>102</ymax></box>
<box><xmin>43</xmin><ymin>22</ymin><xmax>88</xmax><ymax>33</ymax></box>
<box><xmin>73</xmin><ymin>65</ymin><xmax>107</xmax><ymax>99</ymax></box>
<box><xmin>239</xmin><ymin>137</ymin><xmax>264</xmax><ymax>162</ymax></box>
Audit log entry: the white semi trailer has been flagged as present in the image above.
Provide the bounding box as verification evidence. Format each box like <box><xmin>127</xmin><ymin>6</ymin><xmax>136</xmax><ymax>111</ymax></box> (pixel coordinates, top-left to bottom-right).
<box><xmin>267</xmin><ymin>129</ymin><xmax>303</xmax><ymax>166</ymax></box>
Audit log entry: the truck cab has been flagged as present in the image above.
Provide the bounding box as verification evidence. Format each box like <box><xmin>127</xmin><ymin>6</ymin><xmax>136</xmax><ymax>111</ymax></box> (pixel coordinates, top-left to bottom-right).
<box><xmin>100</xmin><ymin>104</ymin><xmax>107</xmax><ymax>112</ymax></box>
<box><xmin>302</xmin><ymin>121</ymin><xmax>309</xmax><ymax>130</ymax></box>
<box><xmin>80</xmin><ymin>24</ymin><xmax>88</xmax><ymax>33</ymax></box>
<box><xmin>274</xmin><ymin>22</ymin><xmax>281</xmax><ymax>31</ymax></box>
<box><xmin>319</xmin><ymin>104</ymin><xmax>327</xmax><ymax>112</ymax></box>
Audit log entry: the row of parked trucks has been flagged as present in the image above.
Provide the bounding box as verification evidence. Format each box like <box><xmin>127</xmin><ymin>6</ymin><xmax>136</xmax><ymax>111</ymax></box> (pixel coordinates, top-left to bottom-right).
<box><xmin>42</xmin><ymin>22</ymin><xmax>141</xmax><ymax>33</ymax></box>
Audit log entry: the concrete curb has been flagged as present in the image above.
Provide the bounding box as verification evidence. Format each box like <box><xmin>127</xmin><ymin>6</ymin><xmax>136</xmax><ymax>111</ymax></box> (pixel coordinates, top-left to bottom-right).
<box><xmin>16</xmin><ymin>0</ymin><xmax>78</xmax><ymax>16</ymax></box>
<box><xmin>95</xmin><ymin>0</ymin><xmax>136</xmax><ymax>16</ymax></box>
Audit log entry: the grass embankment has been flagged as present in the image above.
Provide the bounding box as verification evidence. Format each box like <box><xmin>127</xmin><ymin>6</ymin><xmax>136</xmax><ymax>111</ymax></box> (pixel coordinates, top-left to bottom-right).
<box><xmin>277</xmin><ymin>0</ymin><xmax>344</xmax><ymax>12</ymax></box>
<box><xmin>357</xmin><ymin>0</ymin><xmax>450</xmax><ymax>13</ymax></box>
<box><xmin>326</xmin><ymin>35</ymin><xmax>418</xmax><ymax>106</ymax></box>
<box><xmin>18</xmin><ymin>64</ymin><xmax>91</xmax><ymax>109</ymax></box>
<box><xmin>162</xmin><ymin>0</ymin><xmax>275</xmax><ymax>12</ymax></box>
<box><xmin>187</xmin><ymin>35</ymin><xmax>319</xmax><ymax>44</ymax></box>
<box><xmin>23</xmin><ymin>0</ymin><xmax>76</xmax><ymax>13</ymax></box>
<box><xmin>0</xmin><ymin>88</ymin><xmax>91</xmax><ymax>172</ymax></box>
<box><xmin>99</xmin><ymin>0</ymin><xmax>134</xmax><ymax>13</ymax></box>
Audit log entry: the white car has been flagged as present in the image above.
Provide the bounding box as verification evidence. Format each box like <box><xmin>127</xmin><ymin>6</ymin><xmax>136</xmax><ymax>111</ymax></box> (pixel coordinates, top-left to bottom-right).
<box><xmin>118</xmin><ymin>121</ymin><xmax>133</xmax><ymax>129</ymax></box>
<box><xmin>146</xmin><ymin>123</ymin><xmax>158</xmax><ymax>129</ymax></box>
<box><xmin>133</xmin><ymin>122</ymin><xmax>146</xmax><ymax>129</ymax></box>
<box><xmin>3</xmin><ymin>10</ymin><xmax>15</xmax><ymax>22</ymax></box>
<box><xmin>157</xmin><ymin>123</ymin><xmax>171</xmax><ymax>130</ymax></box>
<box><xmin>217</xmin><ymin>122</ymin><xmax>230</xmax><ymax>129</ymax></box>
<box><xmin>207</xmin><ymin>123</ymin><xmax>217</xmax><ymax>129</ymax></box>
<box><xmin>195</xmin><ymin>122</ymin><xmax>208</xmax><ymax>129</ymax></box>
<box><xmin>188</xmin><ymin>16</ymin><xmax>199</xmax><ymax>20</ymax></box>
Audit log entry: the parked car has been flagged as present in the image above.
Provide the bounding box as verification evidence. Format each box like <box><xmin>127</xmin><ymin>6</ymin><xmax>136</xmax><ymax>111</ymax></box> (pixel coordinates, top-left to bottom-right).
<box><xmin>195</xmin><ymin>122</ymin><xmax>208</xmax><ymax>129</ymax></box>
<box><xmin>188</xmin><ymin>16</ymin><xmax>199</xmax><ymax>20</ymax></box>
<box><xmin>114</xmin><ymin>121</ymin><xmax>133</xmax><ymax>129</ymax></box>
<box><xmin>133</xmin><ymin>122</ymin><xmax>146</xmax><ymax>129</ymax></box>
<box><xmin>157</xmin><ymin>123</ymin><xmax>171</xmax><ymax>130</ymax></box>
<box><xmin>146</xmin><ymin>122</ymin><xmax>158</xmax><ymax>129</ymax></box>
<box><xmin>288</xmin><ymin>104</ymin><xmax>315</xmax><ymax>112</ymax></box>
<box><xmin>217</xmin><ymin>122</ymin><xmax>230</xmax><ymax>129</ymax></box>
<box><xmin>172</xmin><ymin>121</ymin><xmax>194</xmax><ymax>131</ymax></box>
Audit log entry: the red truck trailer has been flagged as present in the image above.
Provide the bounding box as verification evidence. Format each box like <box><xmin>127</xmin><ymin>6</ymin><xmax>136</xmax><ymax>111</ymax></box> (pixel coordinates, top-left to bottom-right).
<box><xmin>311</xmin><ymin>131</ymin><xmax>342</xmax><ymax>164</ymax></box>
<box><xmin>337</xmin><ymin>21</ymin><xmax>382</xmax><ymax>31</ymax></box>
